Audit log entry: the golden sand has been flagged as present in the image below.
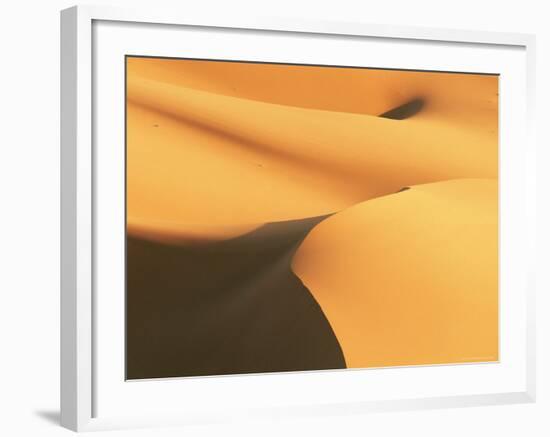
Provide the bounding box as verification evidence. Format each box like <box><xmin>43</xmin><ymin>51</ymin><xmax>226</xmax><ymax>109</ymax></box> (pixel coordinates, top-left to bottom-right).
<box><xmin>292</xmin><ymin>179</ymin><xmax>498</xmax><ymax>367</ymax></box>
<box><xmin>126</xmin><ymin>56</ymin><xmax>498</xmax><ymax>372</ymax></box>
<box><xmin>126</xmin><ymin>58</ymin><xmax>497</xmax><ymax>240</ymax></box>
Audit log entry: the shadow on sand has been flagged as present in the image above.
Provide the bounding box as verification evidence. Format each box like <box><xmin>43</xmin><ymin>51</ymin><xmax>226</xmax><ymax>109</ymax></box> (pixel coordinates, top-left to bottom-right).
<box><xmin>126</xmin><ymin>214</ymin><xmax>346</xmax><ymax>379</ymax></box>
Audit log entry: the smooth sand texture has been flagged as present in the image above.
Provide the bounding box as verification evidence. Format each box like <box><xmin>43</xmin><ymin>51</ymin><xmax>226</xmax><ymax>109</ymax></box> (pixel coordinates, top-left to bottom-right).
<box><xmin>292</xmin><ymin>179</ymin><xmax>498</xmax><ymax>368</ymax></box>
<box><xmin>126</xmin><ymin>57</ymin><xmax>498</xmax><ymax>378</ymax></box>
<box><xmin>126</xmin><ymin>58</ymin><xmax>497</xmax><ymax>240</ymax></box>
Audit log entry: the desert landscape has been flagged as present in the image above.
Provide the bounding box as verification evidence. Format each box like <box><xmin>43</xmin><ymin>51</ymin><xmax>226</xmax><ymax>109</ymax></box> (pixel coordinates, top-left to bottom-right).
<box><xmin>126</xmin><ymin>56</ymin><xmax>498</xmax><ymax>379</ymax></box>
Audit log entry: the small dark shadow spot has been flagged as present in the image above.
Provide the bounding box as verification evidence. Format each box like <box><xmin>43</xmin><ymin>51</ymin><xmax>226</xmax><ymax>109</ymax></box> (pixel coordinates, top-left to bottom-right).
<box><xmin>379</xmin><ymin>98</ymin><xmax>425</xmax><ymax>120</ymax></box>
<box><xmin>34</xmin><ymin>410</ymin><xmax>59</xmax><ymax>425</ymax></box>
<box><xmin>153</xmin><ymin>124</ymin><xmax>159</xmax><ymax>128</ymax></box>
<box><xmin>396</xmin><ymin>187</ymin><xmax>410</xmax><ymax>193</ymax></box>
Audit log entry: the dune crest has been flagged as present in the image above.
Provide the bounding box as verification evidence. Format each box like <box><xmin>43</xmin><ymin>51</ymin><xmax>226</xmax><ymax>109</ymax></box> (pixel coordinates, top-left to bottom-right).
<box><xmin>127</xmin><ymin>217</ymin><xmax>262</xmax><ymax>246</ymax></box>
<box><xmin>291</xmin><ymin>179</ymin><xmax>498</xmax><ymax>368</ymax></box>
<box><xmin>127</xmin><ymin>60</ymin><xmax>497</xmax><ymax>243</ymax></box>
<box><xmin>127</xmin><ymin>57</ymin><xmax>497</xmax><ymax>126</ymax></box>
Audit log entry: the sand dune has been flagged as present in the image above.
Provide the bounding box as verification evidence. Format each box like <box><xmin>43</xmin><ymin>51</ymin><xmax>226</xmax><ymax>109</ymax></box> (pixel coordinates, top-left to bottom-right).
<box><xmin>127</xmin><ymin>216</ymin><xmax>344</xmax><ymax>379</ymax></box>
<box><xmin>291</xmin><ymin>179</ymin><xmax>498</xmax><ymax>368</ymax></box>
<box><xmin>125</xmin><ymin>57</ymin><xmax>498</xmax><ymax>378</ymax></box>
<box><xmin>128</xmin><ymin>57</ymin><xmax>497</xmax><ymax>127</ymax></box>
<box><xmin>127</xmin><ymin>59</ymin><xmax>497</xmax><ymax>242</ymax></box>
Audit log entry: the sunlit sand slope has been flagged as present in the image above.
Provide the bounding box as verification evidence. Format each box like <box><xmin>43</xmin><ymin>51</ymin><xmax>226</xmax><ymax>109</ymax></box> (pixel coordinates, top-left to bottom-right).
<box><xmin>126</xmin><ymin>58</ymin><xmax>497</xmax><ymax>242</ymax></box>
<box><xmin>292</xmin><ymin>179</ymin><xmax>498</xmax><ymax>368</ymax></box>
<box><xmin>129</xmin><ymin>57</ymin><xmax>496</xmax><ymax>127</ymax></box>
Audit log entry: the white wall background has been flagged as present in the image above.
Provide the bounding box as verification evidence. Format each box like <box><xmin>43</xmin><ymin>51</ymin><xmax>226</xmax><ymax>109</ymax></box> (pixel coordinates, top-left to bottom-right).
<box><xmin>0</xmin><ymin>1</ymin><xmax>547</xmax><ymax>435</ymax></box>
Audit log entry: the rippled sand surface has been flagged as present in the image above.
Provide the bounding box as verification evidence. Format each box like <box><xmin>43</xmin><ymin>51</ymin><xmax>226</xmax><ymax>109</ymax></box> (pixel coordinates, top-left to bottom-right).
<box><xmin>126</xmin><ymin>57</ymin><xmax>498</xmax><ymax>379</ymax></box>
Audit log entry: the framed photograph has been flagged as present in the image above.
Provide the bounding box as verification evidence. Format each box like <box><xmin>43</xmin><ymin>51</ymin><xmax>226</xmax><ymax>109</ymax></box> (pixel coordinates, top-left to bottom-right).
<box><xmin>60</xmin><ymin>5</ymin><xmax>536</xmax><ymax>432</ymax></box>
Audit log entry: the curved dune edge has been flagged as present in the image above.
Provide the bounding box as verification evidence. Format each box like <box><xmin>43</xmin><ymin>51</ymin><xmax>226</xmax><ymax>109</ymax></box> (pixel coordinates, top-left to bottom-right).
<box><xmin>127</xmin><ymin>214</ymin><xmax>332</xmax><ymax>248</ymax></box>
<box><xmin>128</xmin><ymin>75</ymin><xmax>497</xmax><ymax>182</ymax></box>
<box><xmin>127</xmin><ymin>72</ymin><xmax>497</xmax><ymax>242</ymax></box>
<box><xmin>127</xmin><ymin>57</ymin><xmax>497</xmax><ymax>129</ymax></box>
<box><xmin>291</xmin><ymin>179</ymin><xmax>498</xmax><ymax>368</ymax></box>
<box><xmin>127</xmin><ymin>102</ymin><xmax>362</xmax><ymax>235</ymax></box>
<box><xmin>127</xmin><ymin>217</ymin><xmax>263</xmax><ymax>246</ymax></box>
<box><xmin>126</xmin><ymin>215</ymin><xmax>345</xmax><ymax>379</ymax></box>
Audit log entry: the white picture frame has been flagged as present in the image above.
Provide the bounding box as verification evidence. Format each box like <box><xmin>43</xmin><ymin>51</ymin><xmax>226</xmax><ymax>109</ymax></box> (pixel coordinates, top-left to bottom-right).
<box><xmin>60</xmin><ymin>4</ymin><xmax>536</xmax><ymax>432</ymax></box>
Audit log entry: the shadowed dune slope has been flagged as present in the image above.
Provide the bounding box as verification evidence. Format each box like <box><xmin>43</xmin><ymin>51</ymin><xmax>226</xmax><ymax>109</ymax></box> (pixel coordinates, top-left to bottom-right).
<box><xmin>291</xmin><ymin>179</ymin><xmax>498</xmax><ymax>368</ymax></box>
<box><xmin>127</xmin><ymin>216</ymin><xmax>345</xmax><ymax>379</ymax></box>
